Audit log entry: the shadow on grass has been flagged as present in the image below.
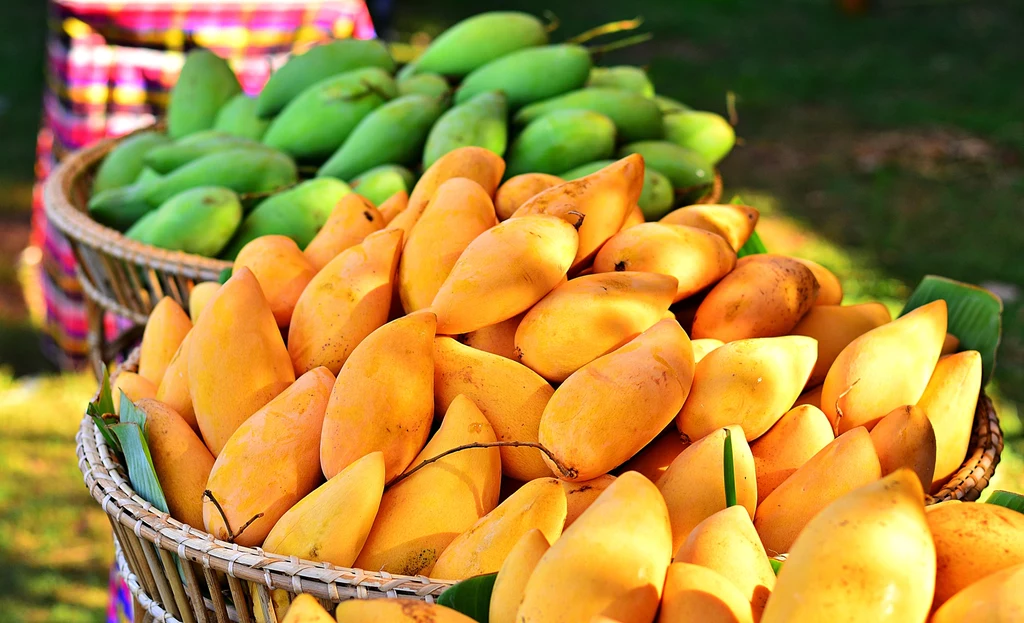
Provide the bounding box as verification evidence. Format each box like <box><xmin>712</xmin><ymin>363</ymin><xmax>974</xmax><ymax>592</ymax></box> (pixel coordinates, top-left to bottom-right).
<box><xmin>0</xmin><ymin>321</ymin><xmax>56</xmax><ymax>378</ymax></box>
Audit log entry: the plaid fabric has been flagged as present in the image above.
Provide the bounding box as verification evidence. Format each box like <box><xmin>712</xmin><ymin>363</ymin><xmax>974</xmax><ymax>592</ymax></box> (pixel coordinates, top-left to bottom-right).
<box><xmin>33</xmin><ymin>0</ymin><xmax>376</xmax><ymax>371</ymax></box>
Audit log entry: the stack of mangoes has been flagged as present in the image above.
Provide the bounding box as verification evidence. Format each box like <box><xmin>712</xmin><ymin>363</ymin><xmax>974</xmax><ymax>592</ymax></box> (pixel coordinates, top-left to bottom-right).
<box><xmin>85</xmin><ymin>11</ymin><xmax>734</xmax><ymax>259</ymax></box>
<box><xmin>102</xmin><ymin>144</ymin><xmax>1008</xmax><ymax>623</ymax></box>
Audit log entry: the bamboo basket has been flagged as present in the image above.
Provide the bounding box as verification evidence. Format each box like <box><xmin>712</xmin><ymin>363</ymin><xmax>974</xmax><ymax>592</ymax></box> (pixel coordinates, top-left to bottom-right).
<box><xmin>80</xmin><ymin>349</ymin><xmax>1002</xmax><ymax>622</ymax></box>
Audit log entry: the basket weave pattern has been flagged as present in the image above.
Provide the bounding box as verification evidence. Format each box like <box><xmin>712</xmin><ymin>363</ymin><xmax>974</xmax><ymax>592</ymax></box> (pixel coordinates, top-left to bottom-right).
<box><xmin>79</xmin><ymin>350</ymin><xmax>1002</xmax><ymax>621</ymax></box>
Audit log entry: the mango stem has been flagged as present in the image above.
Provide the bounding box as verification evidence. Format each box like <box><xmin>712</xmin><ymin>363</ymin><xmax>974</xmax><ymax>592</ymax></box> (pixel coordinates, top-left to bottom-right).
<box><xmin>389</xmin><ymin>441</ymin><xmax>577</xmax><ymax>486</ymax></box>
<box><xmin>202</xmin><ymin>490</ymin><xmax>264</xmax><ymax>543</ymax></box>
<box><xmin>543</xmin><ymin>10</ymin><xmax>561</xmax><ymax>34</ymax></box>
<box><xmin>586</xmin><ymin>33</ymin><xmax>654</xmax><ymax>58</ymax></box>
<box><xmin>567</xmin><ymin>210</ymin><xmax>586</xmax><ymax>231</ymax></box>
<box><xmin>566</xmin><ymin>17</ymin><xmax>644</xmax><ymax>45</ymax></box>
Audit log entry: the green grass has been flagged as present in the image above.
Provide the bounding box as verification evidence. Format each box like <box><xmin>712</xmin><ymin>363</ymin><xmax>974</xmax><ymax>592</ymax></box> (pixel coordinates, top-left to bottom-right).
<box><xmin>0</xmin><ymin>0</ymin><xmax>1023</xmax><ymax>619</ymax></box>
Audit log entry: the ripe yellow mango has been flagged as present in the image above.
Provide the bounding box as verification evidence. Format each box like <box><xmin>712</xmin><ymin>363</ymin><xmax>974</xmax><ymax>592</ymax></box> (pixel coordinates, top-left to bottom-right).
<box><xmin>288</xmin><ymin>228</ymin><xmax>402</xmax><ymax>375</ymax></box>
<box><xmin>516</xmin><ymin>471</ymin><xmax>672</xmax><ymax>623</ymax></box>
<box><xmin>659</xmin><ymin>563</ymin><xmax>755</xmax><ymax>623</ymax></box>
<box><xmin>203</xmin><ymin>367</ymin><xmax>333</xmax><ymax>546</ymax></box>
<box><xmin>398</xmin><ymin>178</ymin><xmax>497</xmax><ymax>312</ymax></box>
<box><xmin>303</xmin><ymin>193</ymin><xmax>384</xmax><ymax>271</ymax></box>
<box><xmin>692</xmin><ymin>255</ymin><xmax>818</xmax><ymax>342</ymax></box>
<box><xmin>754</xmin><ymin>427</ymin><xmax>882</xmax><ymax>555</ymax></box>
<box><xmin>539</xmin><ymin>319</ymin><xmax>695</xmax><ymax>481</ymax></box>
<box><xmin>620</xmin><ymin>204</ymin><xmax>645</xmax><ymax>230</ymax></box>
<box><xmin>433</xmin><ymin>336</ymin><xmax>553</xmax><ymax>481</ymax></box>
<box><xmin>932</xmin><ymin>562</ymin><xmax>1024</xmax><ymax>623</ymax></box>
<box><xmin>320</xmin><ymin>312</ymin><xmax>435</xmax><ymax>483</ymax></box>
<box><xmin>790</xmin><ymin>257</ymin><xmax>843</xmax><ymax>305</ymax></box>
<box><xmin>463</xmin><ymin>312</ymin><xmax>525</xmax><ymax>360</ymax></box>
<box><xmin>690</xmin><ymin>338</ymin><xmax>723</xmax><ymax>363</ymax></box>
<box><xmin>280</xmin><ymin>594</ymin><xmax>333</xmax><ymax>623</ymax></box>
<box><xmin>134</xmin><ymin>398</ymin><xmax>214</xmax><ymax>528</ymax></box>
<box><xmin>621</xmin><ymin>433</ymin><xmax>689</xmax><ymax>484</ymax></box>
<box><xmin>334</xmin><ymin>600</ymin><xmax>477</xmax><ymax>622</ymax></box>
<box><xmin>592</xmin><ymin>223</ymin><xmax>736</xmax><ymax>302</ymax></box>
<box><xmin>790</xmin><ymin>302</ymin><xmax>891</xmax><ymax>388</ymax></box>
<box><xmin>138</xmin><ymin>297</ymin><xmax>192</xmax><ymax>385</ymax></box>
<box><xmin>677</xmin><ymin>336</ymin><xmax>817</xmax><ymax>443</ymax></box>
<box><xmin>941</xmin><ymin>332</ymin><xmax>960</xmax><ymax>355</ymax></box>
<box><xmin>926</xmin><ymin>502</ymin><xmax>1024</xmax><ymax>610</ymax></box>
<box><xmin>490</xmin><ymin>529</ymin><xmax>551</xmax><ymax>623</ymax></box>
<box><xmin>660</xmin><ymin>204</ymin><xmax>759</xmax><ymax>251</ymax></box>
<box><xmin>658</xmin><ymin>426</ymin><xmax>757</xmax><ymax>553</ymax></box>
<box><xmin>431</xmin><ymin>477</ymin><xmax>567</xmax><ymax>580</ymax></box>
<box><xmin>917</xmin><ymin>350</ymin><xmax>982</xmax><ymax>491</ymax></box>
<box><xmin>750</xmin><ymin>405</ymin><xmax>834</xmax><ymax>504</ymax></box>
<box><xmin>354</xmin><ymin>395</ymin><xmax>501</xmax><ymax>576</ymax></box>
<box><xmin>793</xmin><ymin>384</ymin><xmax>822</xmax><ymax>410</ymax></box>
<box><xmin>869</xmin><ymin>405</ymin><xmax>936</xmax><ymax>489</ymax></box>
<box><xmin>512</xmin><ymin>155</ymin><xmax>644</xmax><ymax>271</ymax></box>
<box><xmin>676</xmin><ymin>506</ymin><xmax>776</xmax><ymax>621</ymax></box>
<box><xmin>188</xmin><ymin>281</ymin><xmax>220</xmax><ymax>323</ymax></box>
<box><xmin>233</xmin><ymin>235</ymin><xmax>316</xmax><ymax>328</ymax></box>
<box><xmin>262</xmin><ymin>451</ymin><xmax>384</xmax><ymax>567</ymax></box>
<box><xmin>188</xmin><ymin>268</ymin><xmax>294</xmax><ymax>456</ymax></box>
<box><xmin>155</xmin><ymin>331</ymin><xmax>196</xmax><ymax>431</ymax></box>
<box><xmin>112</xmin><ymin>372</ymin><xmax>156</xmax><ymax>415</ymax></box>
<box><xmin>515</xmin><ymin>272</ymin><xmax>678</xmax><ymax>382</ymax></box>
<box><xmin>495</xmin><ymin>173</ymin><xmax>564</xmax><ymax>221</ymax></box>
<box><xmin>821</xmin><ymin>300</ymin><xmax>947</xmax><ymax>433</ymax></box>
<box><xmin>408</xmin><ymin>146</ymin><xmax>505</xmax><ymax>218</ymax></box>
<box><xmin>561</xmin><ymin>475</ymin><xmax>616</xmax><ymax>528</ymax></box>
<box><xmin>378</xmin><ymin>189</ymin><xmax>409</xmax><ymax>224</ymax></box>
<box><xmin>761</xmin><ymin>470</ymin><xmax>935</xmax><ymax>623</ymax></box>
<box><xmin>431</xmin><ymin>214</ymin><xmax>579</xmax><ymax>335</ymax></box>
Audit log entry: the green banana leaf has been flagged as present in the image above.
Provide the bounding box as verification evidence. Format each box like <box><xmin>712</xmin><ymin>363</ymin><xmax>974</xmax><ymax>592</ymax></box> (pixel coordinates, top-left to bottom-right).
<box><xmin>218</xmin><ymin>267</ymin><xmax>233</xmax><ymax>284</ymax></box>
<box><xmin>985</xmin><ymin>490</ymin><xmax>1024</xmax><ymax>514</ymax></box>
<box><xmin>769</xmin><ymin>558</ymin><xmax>784</xmax><ymax>576</ymax></box>
<box><xmin>724</xmin><ymin>428</ymin><xmax>737</xmax><ymax>508</ymax></box>
<box><xmin>900</xmin><ymin>275</ymin><xmax>1003</xmax><ymax>384</ymax></box>
<box><xmin>109</xmin><ymin>419</ymin><xmax>170</xmax><ymax>515</ymax></box>
<box><xmin>86</xmin><ymin>369</ymin><xmax>121</xmax><ymax>454</ymax></box>
<box><xmin>436</xmin><ymin>573</ymin><xmax>498</xmax><ymax>622</ymax></box>
<box><xmin>736</xmin><ymin>231</ymin><xmax>767</xmax><ymax>258</ymax></box>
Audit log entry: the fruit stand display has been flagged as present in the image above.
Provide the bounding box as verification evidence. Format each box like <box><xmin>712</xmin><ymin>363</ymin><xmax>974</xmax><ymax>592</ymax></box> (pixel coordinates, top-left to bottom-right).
<box><xmin>64</xmin><ymin>9</ymin><xmax>1016</xmax><ymax>623</ymax></box>
<box><xmin>44</xmin><ymin>11</ymin><xmax>725</xmax><ymax>374</ymax></box>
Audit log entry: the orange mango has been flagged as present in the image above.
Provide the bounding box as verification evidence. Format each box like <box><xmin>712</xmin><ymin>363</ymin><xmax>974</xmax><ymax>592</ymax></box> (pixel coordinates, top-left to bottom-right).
<box><xmin>821</xmin><ymin>300</ymin><xmax>946</xmax><ymax>433</ymax></box>
<box><xmin>203</xmin><ymin>367</ymin><xmax>333</xmax><ymax>546</ymax></box>
<box><xmin>539</xmin><ymin>319</ymin><xmax>695</xmax><ymax>481</ymax></box>
<box><xmin>592</xmin><ymin>223</ymin><xmax>736</xmax><ymax>302</ymax></box>
<box><xmin>188</xmin><ymin>268</ymin><xmax>294</xmax><ymax>456</ymax></box>
<box><xmin>495</xmin><ymin>173</ymin><xmax>564</xmax><ymax>221</ymax></box>
<box><xmin>790</xmin><ymin>302</ymin><xmax>891</xmax><ymax>387</ymax></box>
<box><xmin>320</xmin><ymin>312</ymin><xmax>436</xmax><ymax>483</ymax></box>
<box><xmin>932</xmin><ymin>562</ymin><xmax>1024</xmax><ymax>623</ymax></box>
<box><xmin>155</xmin><ymin>331</ymin><xmax>196</xmax><ymax>431</ymax></box>
<box><xmin>917</xmin><ymin>350</ymin><xmax>982</xmax><ymax>491</ymax></box>
<box><xmin>233</xmin><ymin>235</ymin><xmax>316</xmax><ymax>328</ymax></box>
<box><xmin>660</xmin><ymin>204</ymin><xmax>759</xmax><ymax>251</ymax></box>
<box><xmin>431</xmin><ymin>214</ymin><xmax>578</xmax><ymax>335</ymax></box>
<box><xmin>790</xmin><ymin>257</ymin><xmax>843</xmax><ymax>306</ymax></box>
<box><xmin>303</xmin><ymin>193</ymin><xmax>384</xmax><ymax>271</ymax></box>
<box><xmin>354</xmin><ymin>395</ymin><xmax>501</xmax><ymax>576</ymax></box>
<box><xmin>560</xmin><ymin>474</ymin><xmax>616</xmax><ymax>529</ymax></box>
<box><xmin>869</xmin><ymin>404</ymin><xmax>937</xmax><ymax>489</ymax></box>
<box><xmin>690</xmin><ymin>338</ymin><xmax>723</xmax><ymax>363</ymax></box>
<box><xmin>620</xmin><ymin>204</ymin><xmax>645</xmax><ymax>230</ymax></box>
<box><xmin>515</xmin><ymin>272</ymin><xmax>677</xmax><ymax>382</ymax></box>
<box><xmin>187</xmin><ymin>281</ymin><xmax>220</xmax><ymax>323</ymax></box>
<box><xmin>138</xmin><ymin>297</ymin><xmax>192</xmax><ymax>385</ymax></box>
<box><xmin>287</xmin><ymin>228</ymin><xmax>402</xmax><ymax>375</ymax></box>
<box><xmin>398</xmin><ymin>177</ymin><xmax>497</xmax><ymax>313</ymax></box>
<box><xmin>620</xmin><ymin>432</ymin><xmax>689</xmax><ymax>484</ymax></box>
<box><xmin>659</xmin><ymin>563</ymin><xmax>755</xmax><ymax>623</ymax></box>
<box><xmin>750</xmin><ymin>405</ymin><xmax>834</xmax><ymax>504</ymax></box>
<box><xmin>334</xmin><ymin>600</ymin><xmax>477</xmax><ymax>622</ymax></box>
<box><xmin>463</xmin><ymin>312</ymin><xmax>525</xmax><ymax>361</ymax></box>
<box><xmin>490</xmin><ymin>529</ymin><xmax>551</xmax><ymax>623</ymax></box>
<box><xmin>941</xmin><ymin>332</ymin><xmax>960</xmax><ymax>355</ymax></box>
<box><xmin>112</xmin><ymin>372</ymin><xmax>157</xmax><ymax>415</ymax></box>
<box><xmin>378</xmin><ymin>189</ymin><xmax>409</xmax><ymax>224</ymax></box>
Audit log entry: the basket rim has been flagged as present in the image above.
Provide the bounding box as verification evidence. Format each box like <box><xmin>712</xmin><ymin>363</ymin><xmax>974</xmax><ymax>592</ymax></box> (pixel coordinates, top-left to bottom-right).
<box><xmin>80</xmin><ymin>349</ymin><xmax>1003</xmax><ymax>603</ymax></box>
<box><xmin>43</xmin><ymin>127</ymin><xmax>232</xmax><ymax>281</ymax></box>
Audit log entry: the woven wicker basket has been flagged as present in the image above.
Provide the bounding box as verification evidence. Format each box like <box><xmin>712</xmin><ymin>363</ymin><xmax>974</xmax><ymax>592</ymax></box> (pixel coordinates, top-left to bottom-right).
<box><xmin>80</xmin><ymin>350</ymin><xmax>1002</xmax><ymax>622</ymax></box>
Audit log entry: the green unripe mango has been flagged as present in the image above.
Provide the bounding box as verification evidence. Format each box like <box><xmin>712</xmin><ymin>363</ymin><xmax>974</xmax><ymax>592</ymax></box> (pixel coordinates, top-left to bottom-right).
<box><xmin>262</xmin><ymin>67</ymin><xmax>398</xmax><ymax>162</ymax></box>
<box><xmin>654</xmin><ymin>94</ymin><xmax>691</xmax><ymax>115</ymax></box>
<box><xmin>213</xmin><ymin>94</ymin><xmax>271</xmax><ymax>140</ymax></box>
<box><xmin>142</xmin><ymin>148</ymin><xmax>298</xmax><ymax>208</ymax></box>
<box><xmin>167</xmin><ymin>50</ymin><xmax>242</xmax><ymax>139</ymax></box>
<box><xmin>88</xmin><ymin>184</ymin><xmax>152</xmax><ymax>232</ymax></box>
<box><xmin>514</xmin><ymin>88</ymin><xmax>663</xmax><ymax>142</ymax></box>
<box><xmin>663</xmin><ymin>111</ymin><xmax>735</xmax><ymax>165</ymax></box>
<box><xmin>587</xmin><ymin>66</ymin><xmax>655</xmax><ymax>98</ymax></box>
<box><xmin>350</xmin><ymin>165</ymin><xmax>415</xmax><ymax>206</ymax></box>
<box><xmin>505</xmin><ymin>109</ymin><xmax>616</xmax><ymax>177</ymax></box>
<box><xmin>318</xmin><ymin>94</ymin><xmax>446</xmax><ymax>181</ymax></box>
<box><xmin>134</xmin><ymin>167</ymin><xmax>163</xmax><ymax>185</ymax></box>
<box><xmin>397</xmin><ymin>72</ymin><xmax>451</xmax><ymax>98</ymax></box>
<box><xmin>256</xmin><ymin>39</ymin><xmax>396</xmax><ymax>118</ymax></box>
<box><xmin>560</xmin><ymin>159</ymin><xmax>674</xmax><ymax>220</ymax></box>
<box><xmin>455</xmin><ymin>44</ymin><xmax>592</xmax><ymax>109</ymax></box>
<box><xmin>423</xmin><ymin>91</ymin><xmax>508</xmax><ymax>168</ymax></box>
<box><xmin>144</xmin><ymin>131</ymin><xmax>264</xmax><ymax>174</ymax></box>
<box><xmin>126</xmin><ymin>186</ymin><xmax>242</xmax><ymax>256</ymax></box>
<box><xmin>618</xmin><ymin>141</ymin><xmax>715</xmax><ymax>191</ymax></box>
<box><xmin>219</xmin><ymin>178</ymin><xmax>351</xmax><ymax>260</ymax></box>
<box><xmin>413</xmin><ymin>11</ymin><xmax>547</xmax><ymax>78</ymax></box>
<box><xmin>92</xmin><ymin>131</ymin><xmax>170</xmax><ymax>194</ymax></box>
